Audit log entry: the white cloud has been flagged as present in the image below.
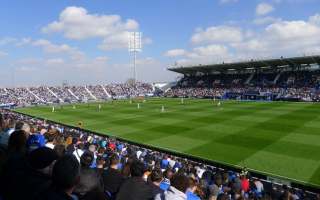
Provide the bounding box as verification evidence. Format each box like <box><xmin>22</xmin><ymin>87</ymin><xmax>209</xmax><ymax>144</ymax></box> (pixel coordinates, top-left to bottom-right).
<box><xmin>32</xmin><ymin>39</ymin><xmax>85</xmax><ymax>60</ymax></box>
<box><xmin>42</xmin><ymin>6</ymin><xmax>138</xmax><ymax>39</ymax></box>
<box><xmin>256</xmin><ymin>3</ymin><xmax>274</xmax><ymax>16</ymax></box>
<box><xmin>98</xmin><ymin>31</ymin><xmax>130</xmax><ymax>50</ymax></box>
<box><xmin>169</xmin><ymin>44</ymin><xmax>231</xmax><ymax>65</ymax></box>
<box><xmin>191</xmin><ymin>26</ymin><xmax>243</xmax><ymax>44</ymax></box>
<box><xmin>167</xmin><ymin>13</ymin><xmax>320</xmax><ymax>66</ymax></box>
<box><xmin>0</xmin><ymin>51</ymin><xmax>8</xmax><ymax>57</ymax></box>
<box><xmin>42</xmin><ymin>6</ymin><xmax>147</xmax><ymax>50</ymax></box>
<box><xmin>164</xmin><ymin>49</ymin><xmax>187</xmax><ymax>57</ymax></box>
<box><xmin>231</xmin><ymin>17</ymin><xmax>320</xmax><ymax>56</ymax></box>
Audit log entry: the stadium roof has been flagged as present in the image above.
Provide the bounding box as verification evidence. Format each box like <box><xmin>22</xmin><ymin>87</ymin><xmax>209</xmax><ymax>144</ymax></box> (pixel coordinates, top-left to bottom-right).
<box><xmin>168</xmin><ymin>55</ymin><xmax>320</xmax><ymax>75</ymax></box>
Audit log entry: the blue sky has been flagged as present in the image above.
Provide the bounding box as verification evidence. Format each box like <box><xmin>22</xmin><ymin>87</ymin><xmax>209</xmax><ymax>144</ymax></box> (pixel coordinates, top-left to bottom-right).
<box><xmin>0</xmin><ymin>0</ymin><xmax>319</xmax><ymax>86</ymax></box>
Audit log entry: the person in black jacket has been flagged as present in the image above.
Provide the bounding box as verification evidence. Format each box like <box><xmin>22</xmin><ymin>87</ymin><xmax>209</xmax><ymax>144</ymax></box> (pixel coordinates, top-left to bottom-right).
<box><xmin>148</xmin><ymin>168</ymin><xmax>165</xmax><ymax>200</ymax></box>
<box><xmin>73</xmin><ymin>151</ymin><xmax>105</xmax><ymax>200</ymax></box>
<box><xmin>102</xmin><ymin>153</ymin><xmax>125</xmax><ymax>200</ymax></box>
<box><xmin>116</xmin><ymin>159</ymin><xmax>154</xmax><ymax>200</ymax></box>
<box><xmin>38</xmin><ymin>154</ymin><xmax>80</xmax><ymax>200</ymax></box>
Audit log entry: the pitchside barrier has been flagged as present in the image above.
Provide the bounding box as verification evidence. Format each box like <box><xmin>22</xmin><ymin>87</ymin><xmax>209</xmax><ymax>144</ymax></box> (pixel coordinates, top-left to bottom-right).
<box><xmin>7</xmin><ymin>109</ymin><xmax>320</xmax><ymax>197</ymax></box>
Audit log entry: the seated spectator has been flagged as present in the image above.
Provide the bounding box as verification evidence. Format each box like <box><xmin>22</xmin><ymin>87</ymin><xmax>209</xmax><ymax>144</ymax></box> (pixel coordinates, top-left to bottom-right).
<box><xmin>165</xmin><ymin>173</ymin><xmax>189</xmax><ymax>200</ymax></box>
<box><xmin>116</xmin><ymin>160</ymin><xmax>154</xmax><ymax>200</ymax></box>
<box><xmin>102</xmin><ymin>153</ymin><xmax>125</xmax><ymax>200</ymax></box>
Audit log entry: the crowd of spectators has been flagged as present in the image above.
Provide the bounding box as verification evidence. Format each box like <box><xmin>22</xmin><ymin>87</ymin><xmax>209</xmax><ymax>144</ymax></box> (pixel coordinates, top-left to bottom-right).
<box><xmin>105</xmin><ymin>82</ymin><xmax>153</xmax><ymax>97</ymax></box>
<box><xmin>165</xmin><ymin>70</ymin><xmax>320</xmax><ymax>101</ymax></box>
<box><xmin>0</xmin><ymin>110</ymin><xmax>318</xmax><ymax>200</ymax></box>
<box><xmin>0</xmin><ymin>82</ymin><xmax>153</xmax><ymax>106</ymax></box>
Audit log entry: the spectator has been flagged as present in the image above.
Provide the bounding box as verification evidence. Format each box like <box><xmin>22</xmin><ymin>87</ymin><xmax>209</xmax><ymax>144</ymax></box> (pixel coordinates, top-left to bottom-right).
<box><xmin>165</xmin><ymin>173</ymin><xmax>189</xmax><ymax>200</ymax></box>
<box><xmin>186</xmin><ymin>178</ymin><xmax>201</xmax><ymax>200</ymax></box>
<box><xmin>116</xmin><ymin>160</ymin><xmax>154</xmax><ymax>200</ymax></box>
<box><xmin>73</xmin><ymin>142</ymin><xmax>85</xmax><ymax>162</ymax></box>
<box><xmin>40</xmin><ymin>154</ymin><xmax>80</xmax><ymax>200</ymax></box>
<box><xmin>23</xmin><ymin>147</ymin><xmax>58</xmax><ymax>200</ymax></box>
<box><xmin>45</xmin><ymin>129</ymin><xmax>59</xmax><ymax>149</ymax></box>
<box><xmin>74</xmin><ymin>151</ymin><xmax>104</xmax><ymax>199</ymax></box>
<box><xmin>148</xmin><ymin>169</ymin><xmax>165</xmax><ymax>200</ymax></box>
<box><xmin>0</xmin><ymin>130</ymin><xmax>29</xmax><ymax>200</ymax></box>
<box><xmin>54</xmin><ymin>144</ymin><xmax>66</xmax><ymax>158</ymax></box>
<box><xmin>0</xmin><ymin>118</ymin><xmax>15</xmax><ymax>147</ymax></box>
<box><xmin>102</xmin><ymin>153</ymin><xmax>125</xmax><ymax>200</ymax></box>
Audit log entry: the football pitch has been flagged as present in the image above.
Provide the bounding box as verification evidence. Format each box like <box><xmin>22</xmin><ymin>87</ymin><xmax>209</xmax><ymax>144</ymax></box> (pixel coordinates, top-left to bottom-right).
<box><xmin>16</xmin><ymin>98</ymin><xmax>320</xmax><ymax>186</ymax></box>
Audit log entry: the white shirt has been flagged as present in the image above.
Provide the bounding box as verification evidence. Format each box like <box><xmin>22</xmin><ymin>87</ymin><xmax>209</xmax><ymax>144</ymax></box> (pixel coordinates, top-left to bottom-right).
<box><xmin>73</xmin><ymin>148</ymin><xmax>84</xmax><ymax>162</ymax></box>
<box><xmin>45</xmin><ymin>143</ymin><xmax>55</xmax><ymax>149</ymax></box>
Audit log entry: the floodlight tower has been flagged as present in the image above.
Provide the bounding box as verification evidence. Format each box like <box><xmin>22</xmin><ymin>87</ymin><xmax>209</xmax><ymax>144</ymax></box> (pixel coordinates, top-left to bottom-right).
<box><xmin>128</xmin><ymin>32</ymin><xmax>142</xmax><ymax>83</ymax></box>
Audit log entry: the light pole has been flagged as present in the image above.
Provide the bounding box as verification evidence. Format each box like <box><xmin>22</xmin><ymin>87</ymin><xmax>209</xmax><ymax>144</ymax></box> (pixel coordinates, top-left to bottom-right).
<box><xmin>128</xmin><ymin>32</ymin><xmax>142</xmax><ymax>83</ymax></box>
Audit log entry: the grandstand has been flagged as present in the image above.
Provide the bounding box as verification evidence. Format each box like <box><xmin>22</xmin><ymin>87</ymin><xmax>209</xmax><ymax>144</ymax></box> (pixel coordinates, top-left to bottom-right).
<box><xmin>167</xmin><ymin>55</ymin><xmax>320</xmax><ymax>102</ymax></box>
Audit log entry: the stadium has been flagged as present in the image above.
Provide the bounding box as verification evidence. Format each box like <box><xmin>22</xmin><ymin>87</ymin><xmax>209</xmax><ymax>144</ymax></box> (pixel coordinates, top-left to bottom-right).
<box><xmin>1</xmin><ymin>1</ymin><xmax>320</xmax><ymax>200</ymax></box>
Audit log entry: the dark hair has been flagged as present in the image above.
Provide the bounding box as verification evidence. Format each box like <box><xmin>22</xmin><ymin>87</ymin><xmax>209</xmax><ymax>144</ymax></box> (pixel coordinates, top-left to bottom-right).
<box><xmin>130</xmin><ymin>160</ymin><xmax>145</xmax><ymax>177</ymax></box>
<box><xmin>171</xmin><ymin>174</ymin><xmax>190</xmax><ymax>193</ymax></box>
<box><xmin>52</xmin><ymin>154</ymin><xmax>80</xmax><ymax>191</ymax></box>
<box><xmin>53</xmin><ymin>144</ymin><xmax>66</xmax><ymax>158</ymax></box>
<box><xmin>164</xmin><ymin>168</ymin><xmax>174</xmax><ymax>179</ymax></box>
<box><xmin>80</xmin><ymin>151</ymin><xmax>94</xmax><ymax>168</ymax></box>
<box><xmin>8</xmin><ymin>130</ymin><xmax>27</xmax><ymax>154</ymax></box>
<box><xmin>45</xmin><ymin>131</ymin><xmax>57</xmax><ymax>143</ymax></box>
<box><xmin>217</xmin><ymin>193</ymin><xmax>229</xmax><ymax>200</ymax></box>
<box><xmin>109</xmin><ymin>153</ymin><xmax>119</xmax><ymax>166</ymax></box>
<box><xmin>150</xmin><ymin>169</ymin><xmax>163</xmax><ymax>183</ymax></box>
<box><xmin>14</xmin><ymin>121</ymin><xmax>25</xmax><ymax>130</ymax></box>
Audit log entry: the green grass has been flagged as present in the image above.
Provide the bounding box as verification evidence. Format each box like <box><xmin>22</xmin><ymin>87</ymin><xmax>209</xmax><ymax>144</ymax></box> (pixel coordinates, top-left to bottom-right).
<box><xmin>16</xmin><ymin>98</ymin><xmax>320</xmax><ymax>187</ymax></box>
